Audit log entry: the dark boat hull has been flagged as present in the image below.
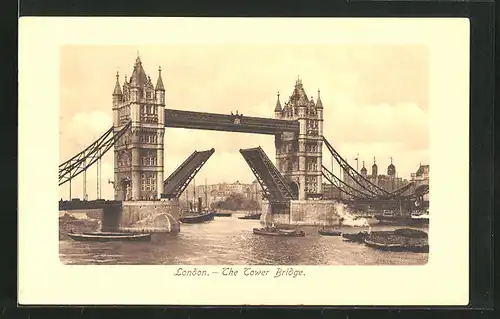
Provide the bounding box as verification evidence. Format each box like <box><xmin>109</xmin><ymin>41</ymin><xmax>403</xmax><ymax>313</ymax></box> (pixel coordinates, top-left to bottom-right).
<box><xmin>180</xmin><ymin>212</ymin><xmax>215</xmax><ymax>224</ymax></box>
<box><xmin>253</xmin><ymin>228</ymin><xmax>305</xmax><ymax>237</ymax></box>
<box><xmin>342</xmin><ymin>232</ymin><xmax>369</xmax><ymax>243</ymax></box>
<box><xmin>364</xmin><ymin>239</ymin><xmax>429</xmax><ymax>253</ymax></box>
<box><xmin>215</xmin><ymin>212</ymin><xmax>232</xmax><ymax>217</ymax></box>
<box><xmin>375</xmin><ymin>215</ymin><xmax>411</xmax><ymax>225</ymax></box>
<box><xmin>238</xmin><ymin>213</ymin><xmax>262</xmax><ymax>220</ymax></box>
<box><xmin>318</xmin><ymin>229</ymin><xmax>342</xmax><ymax>236</ymax></box>
<box><xmin>68</xmin><ymin>232</ymin><xmax>151</xmax><ymax>242</ymax></box>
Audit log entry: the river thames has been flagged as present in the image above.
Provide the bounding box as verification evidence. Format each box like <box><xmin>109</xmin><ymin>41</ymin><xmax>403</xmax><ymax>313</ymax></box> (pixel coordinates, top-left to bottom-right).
<box><xmin>59</xmin><ymin>212</ymin><xmax>428</xmax><ymax>265</ymax></box>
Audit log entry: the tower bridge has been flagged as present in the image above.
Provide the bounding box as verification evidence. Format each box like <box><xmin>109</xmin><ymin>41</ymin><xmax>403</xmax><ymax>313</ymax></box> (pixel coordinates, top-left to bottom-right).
<box><xmin>59</xmin><ymin>56</ymin><xmax>428</xmax><ymax>230</ymax></box>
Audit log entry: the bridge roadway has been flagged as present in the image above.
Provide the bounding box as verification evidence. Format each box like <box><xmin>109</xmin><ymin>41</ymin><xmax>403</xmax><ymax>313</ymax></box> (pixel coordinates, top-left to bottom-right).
<box><xmin>165</xmin><ymin>109</ymin><xmax>300</xmax><ymax>135</ymax></box>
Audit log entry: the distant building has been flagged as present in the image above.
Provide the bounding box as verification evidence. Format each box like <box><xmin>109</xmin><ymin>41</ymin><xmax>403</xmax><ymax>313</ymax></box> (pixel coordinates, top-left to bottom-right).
<box><xmin>341</xmin><ymin>157</ymin><xmax>409</xmax><ymax>197</ymax></box>
<box><xmin>184</xmin><ymin>180</ymin><xmax>256</xmax><ymax>206</ymax></box>
<box><xmin>410</xmin><ymin>164</ymin><xmax>430</xmax><ymax>183</ymax></box>
<box><xmin>411</xmin><ymin>164</ymin><xmax>430</xmax><ymax>202</ymax></box>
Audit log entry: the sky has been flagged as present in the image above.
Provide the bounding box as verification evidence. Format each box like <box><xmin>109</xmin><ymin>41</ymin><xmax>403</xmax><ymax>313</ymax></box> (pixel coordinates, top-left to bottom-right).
<box><xmin>59</xmin><ymin>44</ymin><xmax>429</xmax><ymax>200</ymax></box>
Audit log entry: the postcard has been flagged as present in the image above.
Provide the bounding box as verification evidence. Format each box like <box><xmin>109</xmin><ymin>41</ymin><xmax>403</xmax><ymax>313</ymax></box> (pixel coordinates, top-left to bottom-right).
<box><xmin>18</xmin><ymin>17</ymin><xmax>470</xmax><ymax>306</ymax></box>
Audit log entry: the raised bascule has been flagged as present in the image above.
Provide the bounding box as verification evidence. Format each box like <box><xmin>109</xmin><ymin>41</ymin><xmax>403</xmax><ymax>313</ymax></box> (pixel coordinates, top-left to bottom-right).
<box><xmin>59</xmin><ymin>56</ymin><xmax>429</xmax><ymax>232</ymax></box>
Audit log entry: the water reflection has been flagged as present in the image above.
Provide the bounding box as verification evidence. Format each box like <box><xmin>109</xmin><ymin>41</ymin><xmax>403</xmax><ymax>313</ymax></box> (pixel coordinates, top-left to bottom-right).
<box><xmin>60</xmin><ymin>212</ymin><xmax>428</xmax><ymax>266</ymax></box>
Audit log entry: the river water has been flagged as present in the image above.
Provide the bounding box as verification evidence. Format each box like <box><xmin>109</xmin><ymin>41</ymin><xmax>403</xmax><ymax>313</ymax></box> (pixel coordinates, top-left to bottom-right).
<box><xmin>59</xmin><ymin>212</ymin><xmax>428</xmax><ymax>265</ymax></box>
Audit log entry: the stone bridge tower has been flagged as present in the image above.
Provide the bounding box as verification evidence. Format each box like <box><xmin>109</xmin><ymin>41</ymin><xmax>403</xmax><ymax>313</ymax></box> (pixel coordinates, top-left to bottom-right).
<box><xmin>112</xmin><ymin>56</ymin><xmax>166</xmax><ymax>201</ymax></box>
<box><xmin>274</xmin><ymin>78</ymin><xmax>323</xmax><ymax>200</ymax></box>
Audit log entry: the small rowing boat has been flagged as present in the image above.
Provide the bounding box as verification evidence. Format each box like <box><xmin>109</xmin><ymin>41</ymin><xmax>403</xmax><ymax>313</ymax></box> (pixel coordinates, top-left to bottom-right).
<box><xmin>253</xmin><ymin>227</ymin><xmax>305</xmax><ymax>237</ymax></box>
<box><xmin>318</xmin><ymin>228</ymin><xmax>342</xmax><ymax>236</ymax></box>
<box><xmin>238</xmin><ymin>213</ymin><xmax>261</xmax><ymax>220</ymax></box>
<box><xmin>67</xmin><ymin>232</ymin><xmax>151</xmax><ymax>242</ymax></box>
<box><xmin>215</xmin><ymin>212</ymin><xmax>232</xmax><ymax>217</ymax></box>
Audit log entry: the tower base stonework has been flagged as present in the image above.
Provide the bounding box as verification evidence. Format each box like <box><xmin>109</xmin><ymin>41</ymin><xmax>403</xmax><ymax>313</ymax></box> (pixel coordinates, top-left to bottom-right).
<box><xmin>101</xmin><ymin>199</ymin><xmax>181</xmax><ymax>236</ymax></box>
<box><xmin>260</xmin><ymin>200</ymin><xmax>342</xmax><ymax>228</ymax></box>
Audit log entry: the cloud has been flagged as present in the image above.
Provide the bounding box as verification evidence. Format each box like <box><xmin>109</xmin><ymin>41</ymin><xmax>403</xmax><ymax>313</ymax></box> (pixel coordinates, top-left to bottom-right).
<box><xmin>59</xmin><ymin>110</ymin><xmax>113</xmax><ymax>161</ymax></box>
<box><xmin>327</xmin><ymin>101</ymin><xmax>429</xmax><ymax>149</ymax></box>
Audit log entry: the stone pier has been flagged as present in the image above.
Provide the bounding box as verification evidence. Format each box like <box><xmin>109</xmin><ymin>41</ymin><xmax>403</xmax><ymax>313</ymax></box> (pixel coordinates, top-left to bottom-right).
<box><xmin>260</xmin><ymin>200</ymin><xmax>342</xmax><ymax>227</ymax></box>
<box><xmin>101</xmin><ymin>199</ymin><xmax>181</xmax><ymax>236</ymax></box>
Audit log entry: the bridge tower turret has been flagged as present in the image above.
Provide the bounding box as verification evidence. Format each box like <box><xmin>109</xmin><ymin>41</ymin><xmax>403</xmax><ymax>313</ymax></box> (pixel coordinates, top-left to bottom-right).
<box><xmin>112</xmin><ymin>71</ymin><xmax>122</xmax><ymax>129</ymax></box>
<box><xmin>274</xmin><ymin>77</ymin><xmax>323</xmax><ymax>200</ymax></box>
<box><xmin>274</xmin><ymin>91</ymin><xmax>282</xmax><ymax>119</ymax></box>
<box><xmin>112</xmin><ymin>55</ymin><xmax>166</xmax><ymax>201</ymax></box>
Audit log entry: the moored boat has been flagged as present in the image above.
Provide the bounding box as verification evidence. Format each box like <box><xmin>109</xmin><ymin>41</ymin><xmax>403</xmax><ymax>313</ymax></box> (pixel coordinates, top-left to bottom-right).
<box><xmin>363</xmin><ymin>228</ymin><xmax>429</xmax><ymax>253</ymax></box>
<box><xmin>67</xmin><ymin>232</ymin><xmax>151</xmax><ymax>242</ymax></box>
<box><xmin>375</xmin><ymin>210</ymin><xmax>411</xmax><ymax>225</ymax></box>
<box><xmin>215</xmin><ymin>212</ymin><xmax>232</xmax><ymax>217</ymax></box>
<box><xmin>253</xmin><ymin>227</ymin><xmax>305</xmax><ymax>237</ymax></box>
<box><xmin>318</xmin><ymin>228</ymin><xmax>342</xmax><ymax>236</ymax></box>
<box><xmin>342</xmin><ymin>231</ymin><xmax>369</xmax><ymax>243</ymax></box>
<box><xmin>238</xmin><ymin>213</ymin><xmax>262</xmax><ymax>220</ymax></box>
<box><xmin>364</xmin><ymin>238</ymin><xmax>429</xmax><ymax>253</ymax></box>
<box><xmin>180</xmin><ymin>211</ymin><xmax>215</xmax><ymax>224</ymax></box>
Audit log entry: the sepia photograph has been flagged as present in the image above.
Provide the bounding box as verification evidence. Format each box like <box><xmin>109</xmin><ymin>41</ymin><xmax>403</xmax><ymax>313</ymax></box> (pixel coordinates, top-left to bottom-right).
<box><xmin>19</xmin><ymin>18</ymin><xmax>470</xmax><ymax>305</ymax></box>
<box><xmin>58</xmin><ymin>44</ymin><xmax>431</xmax><ymax>266</ymax></box>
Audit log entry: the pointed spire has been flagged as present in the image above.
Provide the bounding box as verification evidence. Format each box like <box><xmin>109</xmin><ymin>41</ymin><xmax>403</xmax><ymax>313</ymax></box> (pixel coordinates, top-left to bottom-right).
<box><xmin>113</xmin><ymin>71</ymin><xmax>122</xmax><ymax>96</ymax></box>
<box><xmin>274</xmin><ymin>91</ymin><xmax>282</xmax><ymax>112</ymax></box>
<box><xmin>373</xmin><ymin>156</ymin><xmax>376</xmax><ymax>165</ymax></box>
<box><xmin>130</xmin><ymin>54</ymin><xmax>147</xmax><ymax>88</ymax></box>
<box><xmin>390</xmin><ymin>156</ymin><xmax>393</xmax><ymax>164</ymax></box>
<box><xmin>155</xmin><ymin>66</ymin><xmax>165</xmax><ymax>91</ymax></box>
<box><xmin>361</xmin><ymin>160</ymin><xmax>367</xmax><ymax>174</ymax></box>
<box><xmin>316</xmin><ymin>89</ymin><xmax>323</xmax><ymax>109</ymax></box>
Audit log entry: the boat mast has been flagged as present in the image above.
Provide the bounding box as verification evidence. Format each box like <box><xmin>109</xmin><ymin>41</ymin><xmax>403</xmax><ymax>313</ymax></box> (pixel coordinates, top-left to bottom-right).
<box><xmin>205</xmin><ymin>177</ymin><xmax>208</xmax><ymax>209</ymax></box>
<box><xmin>193</xmin><ymin>178</ymin><xmax>198</xmax><ymax>212</ymax></box>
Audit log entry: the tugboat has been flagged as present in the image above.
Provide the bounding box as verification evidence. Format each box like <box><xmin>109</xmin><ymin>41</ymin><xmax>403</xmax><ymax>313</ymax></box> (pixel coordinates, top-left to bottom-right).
<box><xmin>179</xmin><ymin>190</ymin><xmax>215</xmax><ymax>224</ymax></box>
<box><xmin>318</xmin><ymin>215</ymin><xmax>342</xmax><ymax>236</ymax></box>
<box><xmin>179</xmin><ymin>209</ymin><xmax>215</xmax><ymax>224</ymax></box>
<box><xmin>253</xmin><ymin>223</ymin><xmax>305</xmax><ymax>237</ymax></box>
